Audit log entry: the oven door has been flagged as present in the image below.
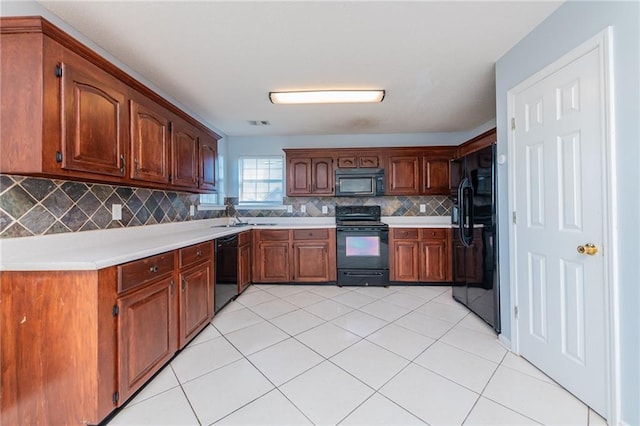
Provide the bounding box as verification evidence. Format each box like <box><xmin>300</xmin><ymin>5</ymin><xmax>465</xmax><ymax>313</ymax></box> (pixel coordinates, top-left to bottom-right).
<box><xmin>336</xmin><ymin>227</ymin><xmax>389</xmax><ymax>270</ymax></box>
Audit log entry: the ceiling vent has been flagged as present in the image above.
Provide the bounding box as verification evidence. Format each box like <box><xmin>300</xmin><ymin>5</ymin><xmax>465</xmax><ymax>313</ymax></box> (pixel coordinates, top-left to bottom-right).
<box><xmin>247</xmin><ymin>120</ymin><xmax>270</xmax><ymax>126</ymax></box>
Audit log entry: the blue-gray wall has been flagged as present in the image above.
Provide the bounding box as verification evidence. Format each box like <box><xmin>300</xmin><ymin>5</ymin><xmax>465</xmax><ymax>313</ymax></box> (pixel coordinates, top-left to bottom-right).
<box><xmin>495</xmin><ymin>1</ymin><xmax>639</xmax><ymax>424</ymax></box>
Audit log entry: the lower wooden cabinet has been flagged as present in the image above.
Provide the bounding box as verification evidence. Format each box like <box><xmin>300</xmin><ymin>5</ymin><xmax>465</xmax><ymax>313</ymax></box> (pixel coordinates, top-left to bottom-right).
<box><xmin>252</xmin><ymin>228</ymin><xmax>336</xmax><ymax>283</ymax></box>
<box><xmin>254</xmin><ymin>240</ymin><xmax>290</xmax><ymax>282</ymax></box>
<box><xmin>291</xmin><ymin>228</ymin><xmax>336</xmax><ymax>282</ymax></box>
<box><xmin>392</xmin><ymin>239</ymin><xmax>420</xmax><ymax>281</ymax></box>
<box><xmin>179</xmin><ymin>262</ymin><xmax>212</xmax><ymax>347</ymax></box>
<box><xmin>0</xmin><ymin>241</ymin><xmax>217</xmax><ymax>424</ymax></box>
<box><xmin>390</xmin><ymin>227</ymin><xmax>452</xmax><ymax>282</ymax></box>
<box><xmin>117</xmin><ymin>276</ymin><xmax>177</xmax><ymax>404</ymax></box>
<box><xmin>177</xmin><ymin>241</ymin><xmax>214</xmax><ymax>347</ymax></box>
<box><xmin>0</xmin><ymin>270</ymin><xmax>117</xmax><ymax>425</ymax></box>
<box><xmin>238</xmin><ymin>231</ymin><xmax>252</xmax><ymax>294</ymax></box>
<box><xmin>420</xmin><ymin>238</ymin><xmax>448</xmax><ymax>281</ymax></box>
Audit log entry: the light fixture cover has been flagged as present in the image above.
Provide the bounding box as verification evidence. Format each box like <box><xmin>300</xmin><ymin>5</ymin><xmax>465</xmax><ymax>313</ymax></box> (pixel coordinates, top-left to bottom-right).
<box><xmin>269</xmin><ymin>90</ymin><xmax>385</xmax><ymax>104</ymax></box>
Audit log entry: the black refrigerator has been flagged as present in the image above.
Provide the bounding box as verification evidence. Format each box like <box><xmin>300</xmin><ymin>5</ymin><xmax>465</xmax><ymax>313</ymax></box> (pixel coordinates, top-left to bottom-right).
<box><xmin>450</xmin><ymin>144</ymin><xmax>500</xmax><ymax>333</ymax></box>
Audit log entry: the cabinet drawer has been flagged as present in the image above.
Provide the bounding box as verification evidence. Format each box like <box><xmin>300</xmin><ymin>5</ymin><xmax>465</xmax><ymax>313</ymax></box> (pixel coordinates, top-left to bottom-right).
<box><xmin>358</xmin><ymin>155</ymin><xmax>379</xmax><ymax>168</ymax></box>
<box><xmin>293</xmin><ymin>229</ymin><xmax>329</xmax><ymax>240</ymax></box>
<box><xmin>256</xmin><ymin>229</ymin><xmax>290</xmax><ymax>241</ymax></box>
<box><xmin>392</xmin><ymin>228</ymin><xmax>419</xmax><ymax>240</ymax></box>
<box><xmin>238</xmin><ymin>230</ymin><xmax>251</xmax><ymax>246</ymax></box>
<box><xmin>421</xmin><ymin>228</ymin><xmax>447</xmax><ymax>239</ymax></box>
<box><xmin>179</xmin><ymin>241</ymin><xmax>212</xmax><ymax>269</ymax></box>
<box><xmin>337</xmin><ymin>156</ymin><xmax>357</xmax><ymax>168</ymax></box>
<box><xmin>118</xmin><ymin>252</ymin><xmax>175</xmax><ymax>294</ymax></box>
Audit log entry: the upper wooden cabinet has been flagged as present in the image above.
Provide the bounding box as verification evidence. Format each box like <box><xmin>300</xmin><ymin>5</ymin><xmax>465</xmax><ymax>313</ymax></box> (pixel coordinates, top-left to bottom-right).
<box><xmin>455</xmin><ymin>128</ymin><xmax>497</xmax><ymax>159</ymax></box>
<box><xmin>60</xmin><ymin>60</ymin><xmax>128</xmax><ymax>177</ymax></box>
<box><xmin>199</xmin><ymin>134</ymin><xmax>218</xmax><ymax>191</ymax></box>
<box><xmin>129</xmin><ymin>97</ymin><xmax>170</xmax><ymax>184</ymax></box>
<box><xmin>284</xmin><ymin>147</ymin><xmax>454</xmax><ymax>197</ymax></box>
<box><xmin>0</xmin><ymin>17</ymin><xmax>220</xmax><ymax>193</ymax></box>
<box><xmin>387</xmin><ymin>154</ymin><xmax>422</xmax><ymax>195</ymax></box>
<box><xmin>171</xmin><ymin>118</ymin><xmax>199</xmax><ymax>188</ymax></box>
<box><xmin>311</xmin><ymin>157</ymin><xmax>334</xmax><ymax>195</ymax></box>
<box><xmin>336</xmin><ymin>152</ymin><xmax>380</xmax><ymax>168</ymax></box>
<box><xmin>284</xmin><ymin>153</ymin><xmax>334</xmax><ymax>196</ymax></box>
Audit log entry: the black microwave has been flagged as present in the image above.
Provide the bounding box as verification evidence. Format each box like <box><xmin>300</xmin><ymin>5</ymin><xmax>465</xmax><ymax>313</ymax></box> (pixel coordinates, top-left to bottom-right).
<box><xmin>335</xmin><ymin>168</ymin><xmax>385</xmax><ymax>197</ymax></box>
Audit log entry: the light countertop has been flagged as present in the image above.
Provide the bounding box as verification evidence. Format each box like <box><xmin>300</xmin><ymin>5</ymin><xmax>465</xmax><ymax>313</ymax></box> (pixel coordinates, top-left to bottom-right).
<box><xmin>0</xmin><ymin>216</ymin><xmax>451</xmax><ymax>271</ymax></box>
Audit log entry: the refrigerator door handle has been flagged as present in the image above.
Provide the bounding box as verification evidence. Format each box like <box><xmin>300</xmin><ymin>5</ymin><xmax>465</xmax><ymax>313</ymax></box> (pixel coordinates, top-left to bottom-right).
<box><xmin>459</xmin><ymin>178</ymin><xmax>474</xmax><ymax>247</ymax></box>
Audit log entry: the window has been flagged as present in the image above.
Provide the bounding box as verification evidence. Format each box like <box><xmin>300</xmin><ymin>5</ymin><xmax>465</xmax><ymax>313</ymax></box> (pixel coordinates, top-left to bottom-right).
<box><xmin>239</xmin><ymin>156</ymin><xmax>284</xmax><ymax>205</ymax></box>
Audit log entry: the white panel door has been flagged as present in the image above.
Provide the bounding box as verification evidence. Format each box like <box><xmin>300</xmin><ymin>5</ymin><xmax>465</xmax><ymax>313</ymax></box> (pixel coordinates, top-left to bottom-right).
<box><xmin>513</xmin><ymin>47</ymin><xmax>607</xmax><ymax>415</ymax></box>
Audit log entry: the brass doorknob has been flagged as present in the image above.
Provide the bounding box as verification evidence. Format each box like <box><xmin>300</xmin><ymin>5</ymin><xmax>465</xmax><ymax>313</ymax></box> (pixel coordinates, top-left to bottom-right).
<box><xmin>577</xmin><ymin>243</ymin><xmax>598</xmax><ymax>256</ymax></box>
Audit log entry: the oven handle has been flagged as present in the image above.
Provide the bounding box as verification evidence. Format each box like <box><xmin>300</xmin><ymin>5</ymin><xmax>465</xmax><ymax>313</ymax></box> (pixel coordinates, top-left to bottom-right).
<box><xmin>336</xmin><ymin>228</ymin><xmax>388</xmax><ymax>232</ymax></box>
<box><xmin>343</xmin><ymin>271</ymin><xmax>385</xmax><ymax>277</ymax></box>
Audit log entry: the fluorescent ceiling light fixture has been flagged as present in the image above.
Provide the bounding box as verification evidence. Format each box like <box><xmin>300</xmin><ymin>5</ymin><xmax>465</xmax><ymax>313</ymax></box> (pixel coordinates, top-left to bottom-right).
<box><xmin>269</xmin><ymin>90</ymin><xmax>385</xmax><ymax>104</ymax></box>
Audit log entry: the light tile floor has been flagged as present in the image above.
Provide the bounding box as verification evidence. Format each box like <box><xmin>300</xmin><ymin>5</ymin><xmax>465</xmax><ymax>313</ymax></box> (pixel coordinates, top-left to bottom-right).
<box><xmin>108</xmin><ymin>285</ymin><xmax>607</xmax><ymax>425</ymax></box>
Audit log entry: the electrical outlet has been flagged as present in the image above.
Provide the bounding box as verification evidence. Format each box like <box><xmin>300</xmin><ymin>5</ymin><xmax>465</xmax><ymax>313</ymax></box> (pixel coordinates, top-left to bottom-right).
<box><xmin>286</xmin><ymin>205</ymin><xmax>293</xmax><ymax>213</ymax></box>
<box><xmin>111</xmin><ymin>204</ymin><xmax>122</xmax><ymax>221</ymax></box>
<box><xmin>322</xmin><ymin>206</ymin><xmax>328</xmax><ymax>214</ymax></box>
<box><xmin>189</xmin><ymin>205</ymin><xmax>195</xmax><ymax>217</ymax></box>
<box><xmin>300</xmin><ymin>205</ymin><xmax>306</xmax><ymax>213</ymax></box>
<box><xmin>420</xmin><ymin>204</ymin><xmax>426</xmax><ymax>213</ymax></box>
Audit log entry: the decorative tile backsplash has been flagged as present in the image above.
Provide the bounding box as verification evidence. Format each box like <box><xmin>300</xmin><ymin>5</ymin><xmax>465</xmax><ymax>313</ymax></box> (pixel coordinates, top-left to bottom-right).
<box><xmin>0</xmin><ymin>175</ymin><xmax>225</xmax><ymax>238</ymax></box>
<box><xmin>229</xmin><ymin>195</ymin><xmax>452</xmax><ymax>218</ymax></box>
<box><xmin>0</xmin><ymin>174</ymin><xmax>451</xmax><ymax>238</ymax></box>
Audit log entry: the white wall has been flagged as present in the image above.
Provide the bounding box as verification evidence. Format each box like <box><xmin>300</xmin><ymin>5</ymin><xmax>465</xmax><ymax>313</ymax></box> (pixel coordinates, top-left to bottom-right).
<box><xmin>495</xmin><ymin>2</ymin><xmax>639</xmax><ymax>424</ymax></box>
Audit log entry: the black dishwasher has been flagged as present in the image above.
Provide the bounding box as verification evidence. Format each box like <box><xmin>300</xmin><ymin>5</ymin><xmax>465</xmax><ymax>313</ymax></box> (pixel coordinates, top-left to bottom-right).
<box><xmin>215</xmin><ymin>234</ymin><xmax>238</xmax><ymax>312</ymax></box>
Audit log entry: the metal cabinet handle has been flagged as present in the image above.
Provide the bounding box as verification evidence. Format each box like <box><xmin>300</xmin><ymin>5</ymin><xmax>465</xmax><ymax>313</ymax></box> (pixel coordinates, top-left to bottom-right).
<box><xmin>196</xmin><ymin>250</ymin><xmax>203</xmax><ymax>256</ymax></box>
<box><xmin>134</xmin><ymin>158</ymin><xmax>139</xmax><ymax>176</ymax></box>
<box><xmin>120</xmin><ymin>154</ymin><xmax>126</xmax><ymax>174</ymax></box>
<box><xmin>181</xmin><ymin>277</ymin><xmax>186</xmax><ymax>292</ymax></box>
<box><xmin>170</xmin><ymin>280</ymin><xmax>175</xmax><ymax>297</ymax></box>
<box><xmin>149</xmin><ymin>266</ymin><xmax>158</xmax><ymax>273</ymax></box>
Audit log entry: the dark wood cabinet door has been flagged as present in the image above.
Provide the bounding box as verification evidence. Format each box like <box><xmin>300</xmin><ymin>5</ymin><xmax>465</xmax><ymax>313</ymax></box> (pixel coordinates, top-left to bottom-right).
<box><xmin>117</xmin><ymin>276</ymin><xmax>177</xmax><ymax>403</ymax></box>
<box><xmin>60</xmin><ymin>61</ymin><xmax>127</xmax><ymax>177</ymax></box>
<box><xmin>287</xmin><ymin>157</ymin><xmax>311</xmax><ymax>196</ymax></box>
<box><xmin>171</xmin><ymin>120</ymin><xmax>198</xmax><ymax>188</ymax></box>
<box><xmin>179</xmin><ymin>262</ymin><xmax>212</xmax><ymax>347</ymax></box>
<box><xmin>311</xmin><ymin>157</ymin><xmax>334</xmax><ymax>195</ymax></box>
<box><xmin>255</xmin><ymin>241</ymin><xmax>290</xmax><ymax>282</ymax></box>
<box><xmin>199</xmin><ymin>135</ymin><xmax>217</xmax><ymax>191</ymax></box>
<box><xmin>392</xmin><ymin>240</ymin><xmax>420</xmax><ymax>281</ymax></box>
<box><xmin>420</xmin><ymin>240</ymin><xmax>448</xmax><ymax>281</ymax></box>
<box><xmin>292</xmin><ymin>242</ymin><xmax>331</xmax><ymax>282</ymax></box>
<box><xmin>238</xmin><ymin>243</ymin><xmax>251</xmax><ymax>294</ymax></box>
<box><xmin>130</xmin><ymin>99</ymin><xmax>170</xmax><ymax>184</ymax></box>
<box><xmin>387</xmin><ymin>155</ymin><xmax>420</xmax><ymax>194</ymax></box>
<box><xmin>423</xmin><ymin>157</ymin><xmax>450</xmax><ymax>195</ymax></box>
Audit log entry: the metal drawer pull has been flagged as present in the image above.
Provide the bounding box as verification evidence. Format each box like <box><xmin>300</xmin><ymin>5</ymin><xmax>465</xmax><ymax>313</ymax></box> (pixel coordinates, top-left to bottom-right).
<box><xmin>196</xmin><ymin>250</ymin><xmax>203</xmax><ymax>256</ymax></box>
<box><xmin>149</xmin><ymin>266</ymin><xmax>158</xmax><ymax>273</ymax></box>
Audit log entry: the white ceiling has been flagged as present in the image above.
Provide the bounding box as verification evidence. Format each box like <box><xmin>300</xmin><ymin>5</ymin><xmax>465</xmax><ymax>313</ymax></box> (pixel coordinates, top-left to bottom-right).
<box><xmin>39</xmin><ymin>1</ymin><xmax>563</xmax><ymax>137</ymax></box>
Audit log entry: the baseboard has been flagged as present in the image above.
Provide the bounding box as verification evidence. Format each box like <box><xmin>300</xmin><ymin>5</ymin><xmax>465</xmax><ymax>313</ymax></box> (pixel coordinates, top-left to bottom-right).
<box><xmin>498</xmin><ymin>333</ymin><xmax>512</xmax><ymax>351</ymax></box>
